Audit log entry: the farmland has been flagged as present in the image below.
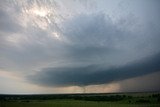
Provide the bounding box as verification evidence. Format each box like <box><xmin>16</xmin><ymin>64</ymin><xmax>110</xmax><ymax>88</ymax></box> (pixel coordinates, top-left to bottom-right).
<box><xmin>0</xmin><ymin>92</ymin><xmax>160</xmax><ymax>107</ymax></box>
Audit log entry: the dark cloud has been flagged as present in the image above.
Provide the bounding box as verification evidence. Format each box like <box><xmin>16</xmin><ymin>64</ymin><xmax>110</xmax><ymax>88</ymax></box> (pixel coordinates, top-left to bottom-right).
<box><xmin>61</xmin><ymin>13</ymin><xmax>160</xmax><ymax>66</ymax></box>
<box><xmin>63</xmin><ymin>13</ymin><xmax>122</xmax><ymax>47</ymax></box>
<box><xmin>28</xmin><ymin>52</ymin><xmax>160</xmax><ymax>87</ymax></box>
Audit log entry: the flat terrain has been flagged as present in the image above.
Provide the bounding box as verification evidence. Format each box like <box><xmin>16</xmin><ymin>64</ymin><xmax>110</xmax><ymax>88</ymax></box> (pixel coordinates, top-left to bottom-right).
<box><xmin>0</xmin><ymin>92</ymin><xmax>160</xmax><ymax>107</ymax></box>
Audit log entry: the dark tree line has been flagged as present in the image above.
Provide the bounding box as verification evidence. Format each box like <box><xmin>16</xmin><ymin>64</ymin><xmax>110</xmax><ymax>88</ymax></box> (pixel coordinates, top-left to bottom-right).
<box><xmin>0</xmin><ymin>93</ymin><xmax>159</xmax><ymax>102</ymax></box>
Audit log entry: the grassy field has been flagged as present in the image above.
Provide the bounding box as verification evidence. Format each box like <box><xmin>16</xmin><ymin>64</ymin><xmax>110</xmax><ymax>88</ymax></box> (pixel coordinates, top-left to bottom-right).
<box><xmin>1</xmin><ymin>100</ymin><xmax>160</xmax><ymax>107</ymax></box>
<box><xmin>0</xmin><ymin>92</ymin><xmax>160</xmax><ymax>107</ymax></box>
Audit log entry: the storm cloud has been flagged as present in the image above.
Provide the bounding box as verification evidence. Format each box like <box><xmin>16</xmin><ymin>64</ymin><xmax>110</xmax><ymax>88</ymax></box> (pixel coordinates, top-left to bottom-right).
<box><xmin>28</xmin><ymin>52</ymin><xmax>160</xmax><ymax>87</ymax></box>
<box><xmin>0</xmin><ymin>0</ymin><xmax>160</xmax><ymax>93</ymax></box>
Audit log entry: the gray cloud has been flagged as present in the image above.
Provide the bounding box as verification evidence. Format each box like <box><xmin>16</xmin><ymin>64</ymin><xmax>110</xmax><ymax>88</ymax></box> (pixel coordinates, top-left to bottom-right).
<box><xmin>0</xmin><ymin>9</ymin><xmax>22</xmax><ymax>33</ymax></box>
<box><xmin>60</xmin><ymin>13</ymin><xmax>160</xmax><ymax>67</ymax></box>
<box><xmin>28</xmin><ymin>52</ymin><xmax>160</xmax><ymax>87</ymax></box>
<box><xmin>0</xmin><ymin>0</ymin><xmax>160</xmax><ymax>93</ymax></box>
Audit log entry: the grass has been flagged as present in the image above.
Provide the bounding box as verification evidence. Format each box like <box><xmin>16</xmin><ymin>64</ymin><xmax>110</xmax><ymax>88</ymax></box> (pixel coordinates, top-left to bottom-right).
<box><xmin>0</xmin><ymin>92</ymin><xmax>160</xmax><ymax>107</ymax></box>
<box><xmin>1</xmin><ymin>100</ymin><xmax>160</xmax><ymax>107</ymax></box>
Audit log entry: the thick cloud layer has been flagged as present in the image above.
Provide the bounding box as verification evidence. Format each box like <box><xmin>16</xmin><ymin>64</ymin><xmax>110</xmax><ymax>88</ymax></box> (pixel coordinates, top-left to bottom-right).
<box><xmin>28</xmin><ymin>52</ymin><xmax>160</xmax><ymax>87</ymax></box>
<box><xmin>0</xmin><ymin>0</ymin><xmax>160</xmax><ymax>93</ymax></box>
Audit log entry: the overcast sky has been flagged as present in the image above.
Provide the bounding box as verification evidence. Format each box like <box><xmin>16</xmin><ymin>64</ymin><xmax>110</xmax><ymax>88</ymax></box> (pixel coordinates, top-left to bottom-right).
<box><xmin>0</xmin><ymin>0</ymin><xmax>160</xmax><ymax>94</ymax></box>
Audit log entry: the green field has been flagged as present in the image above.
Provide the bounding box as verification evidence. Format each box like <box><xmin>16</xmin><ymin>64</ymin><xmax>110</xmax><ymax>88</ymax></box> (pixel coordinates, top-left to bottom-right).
<box><xmin>0</xmin><ymin>92</ymin><xmax>160</xmax><ymax>107</ymax></box>
<box><xmin>1</xmin><ymin>100</ymin><xmax>160</xmax><ymax>107</ymax></box>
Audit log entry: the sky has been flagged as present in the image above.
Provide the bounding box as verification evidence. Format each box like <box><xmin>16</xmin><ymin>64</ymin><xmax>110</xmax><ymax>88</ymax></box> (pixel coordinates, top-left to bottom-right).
<box><xmin>0</xmin><ymin>0</ymin><xmax>160</xmax><ymax>94</ymax></box>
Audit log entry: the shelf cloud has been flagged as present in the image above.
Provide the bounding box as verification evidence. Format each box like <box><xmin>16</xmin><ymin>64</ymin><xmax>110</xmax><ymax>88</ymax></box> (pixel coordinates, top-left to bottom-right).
<box><xmin>28</xmin><ymin>52</ymin><xmax>160</xmax><ymax>87</ymax></box>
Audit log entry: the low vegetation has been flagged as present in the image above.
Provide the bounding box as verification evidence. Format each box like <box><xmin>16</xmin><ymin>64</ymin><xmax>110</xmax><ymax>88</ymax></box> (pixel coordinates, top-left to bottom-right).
<box><xmin>0</xmin><ymin>92</ymin><xmax>160</xmax><ymax>107</ymax></box>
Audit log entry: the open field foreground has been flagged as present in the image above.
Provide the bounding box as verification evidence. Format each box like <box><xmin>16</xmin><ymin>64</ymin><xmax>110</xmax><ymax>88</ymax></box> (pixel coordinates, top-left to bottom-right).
<box><xmin>1</xmin><ymin>100</ymin><xmax>160</xmax><ymax>107</ymax></box>
<box><xmin>0</xmin><ymin>92</ymin><xmax>160</xmax><ymax>107</ymax></box>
